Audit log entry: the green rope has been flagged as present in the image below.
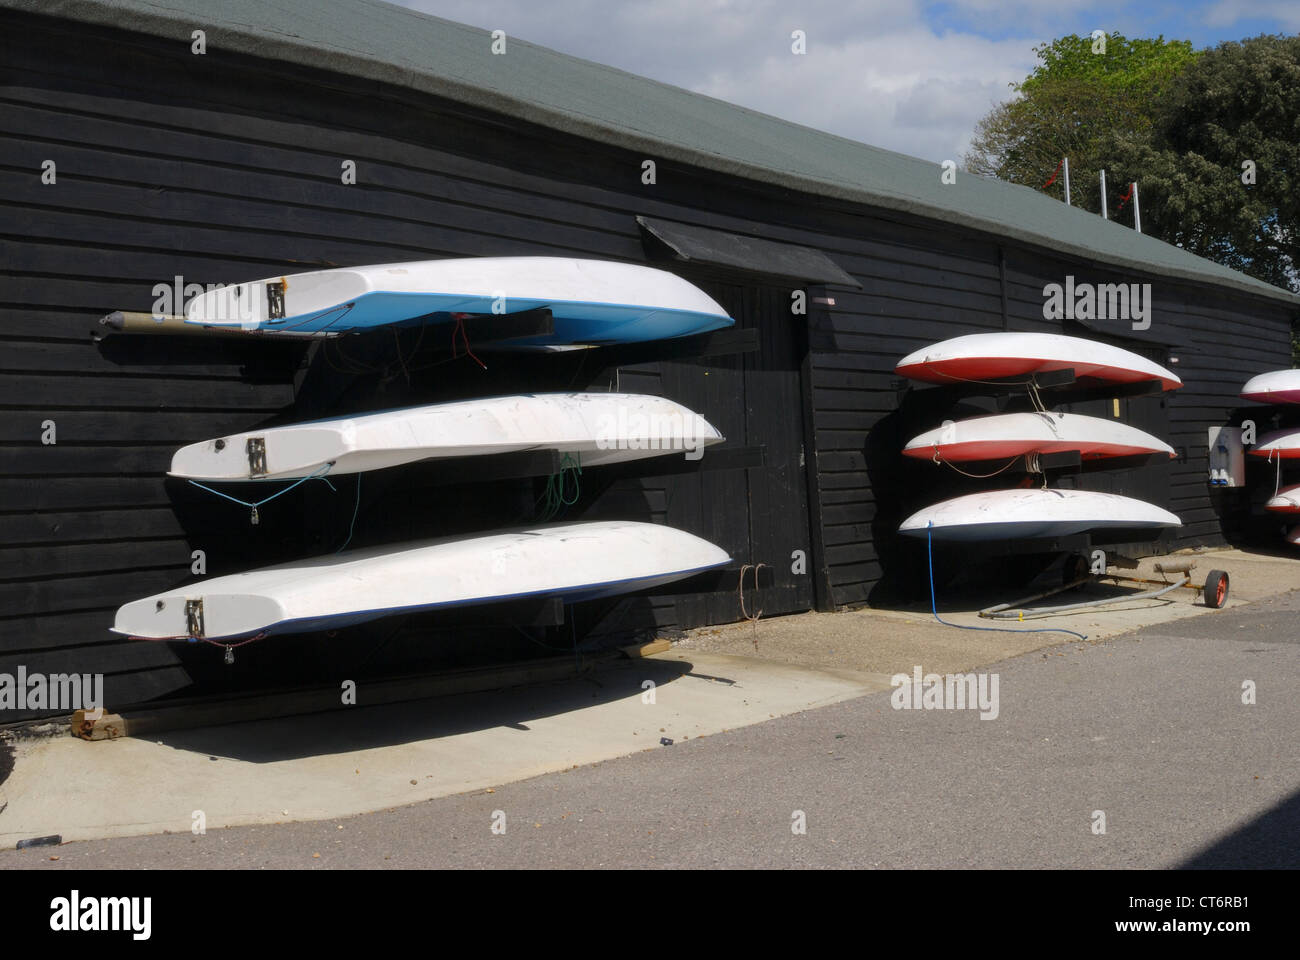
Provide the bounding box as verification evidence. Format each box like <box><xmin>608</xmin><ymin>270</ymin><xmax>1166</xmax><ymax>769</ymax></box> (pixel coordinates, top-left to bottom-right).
<box><xmin>536</xmin><ymin>452</ymin><xmax>581</xmax><ymax>521</ymax></box>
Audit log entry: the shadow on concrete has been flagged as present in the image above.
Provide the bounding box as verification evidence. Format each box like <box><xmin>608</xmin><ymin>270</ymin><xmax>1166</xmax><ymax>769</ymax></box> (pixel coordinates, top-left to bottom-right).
<box><xmin>152</xmin><ymin>656</ymin><xmax>699</xmax><ymax>764</ymax></box>
<box><xmin>1178</xmin><ymin>787</ymin><xmax>1300</xmax><ymax>868</ymax></box>
<box><xmin>881</xmin><ymin>569</ymin><xmax>1195</xmax><ymax>618</ymax></box>
<box><xmin>0</xmin><ymin>739</ymin><xmax>13</xmax><ymax>792</ymax></box>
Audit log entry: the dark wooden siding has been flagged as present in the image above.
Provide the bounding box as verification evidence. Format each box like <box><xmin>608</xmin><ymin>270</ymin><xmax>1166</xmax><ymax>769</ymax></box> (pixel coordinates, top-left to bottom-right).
<box><xmin>806</xmin><ymin>223</ymin><xmax>1008</xmax><ymax>606</ymax></box>
<box><xmin>1</xmin><ymin>8</ymin><xmax>1293</xmax><ymax>714</ymax></box>
<box><xmin>0</xmin><ymin>10</ymin><xmax>831</xmax><ymax>714</ymax></box>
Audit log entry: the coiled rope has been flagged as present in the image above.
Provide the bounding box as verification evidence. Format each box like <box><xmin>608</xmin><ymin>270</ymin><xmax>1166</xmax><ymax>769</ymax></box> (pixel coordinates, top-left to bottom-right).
<box><xmin>738</xmin><ymin>562</ymin><xmax>767</xmax><ymax>649</ymax></box>
<box><xmin>537</xmin><ymin>452</ymin><xmax>581</xmax><ymax>521</ymax></box>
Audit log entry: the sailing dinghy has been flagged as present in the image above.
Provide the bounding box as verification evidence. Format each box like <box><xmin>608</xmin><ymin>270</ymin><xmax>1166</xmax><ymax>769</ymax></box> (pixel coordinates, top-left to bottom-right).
<box><xmin>895</xmin><ymin>333</ymin><xmax>1182</xmax><ymax>391</ymax></box>
<box><xmin>170</xmin><ymin>393</ymin><xmax>724</xmax><ymax>481</ymax></box>
<box><xmin>113</xmin><ymin>520</ymin><xmax>730</xmax><ymax>641</ymax></box>
<box><xmin>898</xmin><ymin>488</ymin><xmax>1182</xmax><ymax>542</ymax></box>
<box><xmin>183</xmin><ymin>257</ymin><xmax>733</xmax><ymax>343</ymax></box>
<box><xmin>903</xmin><ymin>412</ymin><xmax>1174</xmax><ymax>463</ymax></box>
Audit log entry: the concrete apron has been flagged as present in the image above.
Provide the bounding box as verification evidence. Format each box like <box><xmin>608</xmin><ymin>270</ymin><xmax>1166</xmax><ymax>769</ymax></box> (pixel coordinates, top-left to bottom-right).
<box><xmin>678</xmin><ymin>548</ymin><xmax>1300</xmax><ymax>682</ymax></box>
<box><xmin>0</xmin><ymin>652</ymin><xmax>894</xmax><ymax>849</ymax></box>
<box><xmin>872</xmin><ymin>548</ymin><xmax>1298</xmax><ymax>641</ymax></box>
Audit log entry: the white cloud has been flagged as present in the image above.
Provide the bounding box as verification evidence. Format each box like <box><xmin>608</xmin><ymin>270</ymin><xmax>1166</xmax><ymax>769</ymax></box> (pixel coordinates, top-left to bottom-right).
<box><xmin>691</xmin><ymin>28</ymin><xmax>1033</xmax><ymax>161</ymax></box>
<box><xmin>398</xmin><ymin>0</ymin><xmax>1039</xmax><ymax>162</ymax></box>
<box><xmin>1203</xmin><ymin>0</ymin><xmax>1300</xmax><ymax>30</ymax></box>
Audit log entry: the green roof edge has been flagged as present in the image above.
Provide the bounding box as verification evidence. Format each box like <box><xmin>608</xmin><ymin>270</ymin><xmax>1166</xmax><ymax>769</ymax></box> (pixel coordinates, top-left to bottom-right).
<box><xmin>8</xmin><ymin>0</ymin><xmax>1298</xmax><ymax>309</ymax></box>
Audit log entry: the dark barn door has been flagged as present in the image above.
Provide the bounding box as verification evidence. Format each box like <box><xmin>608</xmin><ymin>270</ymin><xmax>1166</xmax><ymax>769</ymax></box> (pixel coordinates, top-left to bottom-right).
<box><xmin>664</xmin><ymin>279</ymin><xmax>815</xmax><ymax>622</ymax></box>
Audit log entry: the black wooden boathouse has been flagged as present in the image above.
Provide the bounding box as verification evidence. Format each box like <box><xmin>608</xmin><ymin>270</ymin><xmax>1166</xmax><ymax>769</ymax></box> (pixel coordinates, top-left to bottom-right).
<box><xmin>2</xmin><ymin>0</ymin><xmax>1296</xmax><ymax>716</ymax></box>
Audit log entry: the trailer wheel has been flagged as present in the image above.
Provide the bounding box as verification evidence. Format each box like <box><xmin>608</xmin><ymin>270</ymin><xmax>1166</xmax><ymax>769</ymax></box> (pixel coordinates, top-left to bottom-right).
<box><xmin>1204</xmin><ymin>570</ymin><xmax>1230</xmax><ymax>609</ymax></box>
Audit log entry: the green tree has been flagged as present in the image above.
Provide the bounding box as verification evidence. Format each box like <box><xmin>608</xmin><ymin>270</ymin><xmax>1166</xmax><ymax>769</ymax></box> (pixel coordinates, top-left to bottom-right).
<box><xmin>1108</xmin><ymin>35</ymin><xmax>1300</xmax><ymax>292</ymax></box>
<box><xmin>969</xmin><ymin>32</ymin><xmax>1299</xmax><ymax>361</ymax></box>
<box><xmin>964</xmin><ymin>32</ymin><xmax>1198</xmax><ymax>215</ymax></box>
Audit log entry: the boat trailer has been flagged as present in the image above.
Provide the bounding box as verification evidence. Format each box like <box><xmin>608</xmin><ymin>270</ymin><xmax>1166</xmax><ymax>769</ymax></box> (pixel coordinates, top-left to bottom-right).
<box><xmin>979</xmin><ymin>556</ymin><xmax>1230</xmax><ymax>622</ymax></box>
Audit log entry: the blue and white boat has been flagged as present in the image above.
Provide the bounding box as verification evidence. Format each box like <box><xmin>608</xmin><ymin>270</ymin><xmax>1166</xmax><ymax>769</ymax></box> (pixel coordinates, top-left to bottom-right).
<box><xmin>184</xmin><ymin>256</ymin><xmax>733</xmax><ymax>343</ymax></box>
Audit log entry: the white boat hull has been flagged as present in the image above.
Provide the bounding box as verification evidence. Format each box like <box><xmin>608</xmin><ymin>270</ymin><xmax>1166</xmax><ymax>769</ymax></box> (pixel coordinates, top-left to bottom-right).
<box><xmin>113</xmin><ymin>521</ymin><xmax>731</xmax><ymax>640</ymax></box>
<box><xmin>170</xmin><ymin>393</ymin><xmax>724</xmax><ymax>480</ymax></box>
<box><xmin>183</xmin><ymin>257</ymin><xmax>733</xmax><ymax>343</ymax></box>
<box><xmin>1241</xmin><ymin>369</ymin><xmax>1300</xmax><ymax>405</ymax></box>
<box><xmin>899</xmin><ymin>488</ymin><xmax>1182</xmax><ymax>541</ymax></box>
<box><xmin>903</xmin><ymin>412</ymin><xmax>1174</xmax><ymax>462</ymax></box>
<box><xmin>1265</xmin><ymin>484</ymin><xmax>1300</xmax><ymax>514</ymax></box>
<box><xmin>896</xmin><ymin>332</ymin><xmax>1182</xmax><ymax>391</ymax></box>
<box><xmin>1248</xmin><ymin>429</ymin><xmax>1300</xmax><ymax>460</ymax></box>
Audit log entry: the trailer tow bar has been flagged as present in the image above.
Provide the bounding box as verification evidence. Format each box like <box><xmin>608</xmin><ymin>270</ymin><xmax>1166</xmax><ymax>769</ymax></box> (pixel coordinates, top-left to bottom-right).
<box><xmin>978</xmin><ymin>558</ymin><xmax>1230</xmax><ymax>622</ymax></box>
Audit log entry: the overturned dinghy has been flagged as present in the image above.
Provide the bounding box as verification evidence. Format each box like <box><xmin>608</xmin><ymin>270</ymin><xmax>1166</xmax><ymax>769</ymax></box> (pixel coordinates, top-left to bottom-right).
<box><xmin>1248</xmin><ymin>428</ymin><xmax>1300</xmax><ymax>461</ymax></box>
<box><xmin>903</xmin><ymin>412</ymin><xmax>1175</xmax><ymax>463</ymax></box>
<box><xmin>170</xmin><ymin>393</ymin><xmax>724</xmax><ymax>481</ymax></box>
<box><xmin>1265</xmin><ymin>485</ymin><xmax>1300</xmax><ymax>514</ymax></box>
<box><xmin>113</xmin><ymin>520</ymin><xmax>730</xmax><ymax>641</ymax></box>
<box><xmin>895</xmin><ymin>332</ymin><xmax>1182</xmax><ymax>391</ymax></box>
<box><xmin>1241</xmin><ymin>369</ymin><xmax>1300</xmax><ymax>405</ymax></box>
<box><xmin>183</xmin><ymin>257</ymin><xmax>734</xmax><ymax>343</ymax></box>
<box><xmin>898</xmin><ymin>488</ymin><xmax>1182</xmax><ymax>542</ymax></box>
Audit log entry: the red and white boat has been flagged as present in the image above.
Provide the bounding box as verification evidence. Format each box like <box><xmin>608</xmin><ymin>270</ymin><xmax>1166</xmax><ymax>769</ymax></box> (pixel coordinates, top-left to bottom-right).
<box><xmin>898</xmin><ymin>488</ymin><xmax>1181</xmax><ymax>542</ymax></box>
<box><xmin>1248</xmin><ymin>429</ymin><xmax>1300</xmax><ymax>460</ymax></box>
<box><xmin>1265</xmin><ymin>485</ymin><xmax>1300</xmax><ymax>514</ymax></box>
<box><xmin>1241</xmin><ymin>369</ymin><xmax>1300</xmax><ymax>405</ymax></box>
<box><xmin>903</xmin><ymin>412</ymin><xmax>1174</xmax><ymax>463</ymax></box>
<box><xmin>896</xmin><ymin>332</ymin><xmax>1182</xmax><ymax>391</ymax></box>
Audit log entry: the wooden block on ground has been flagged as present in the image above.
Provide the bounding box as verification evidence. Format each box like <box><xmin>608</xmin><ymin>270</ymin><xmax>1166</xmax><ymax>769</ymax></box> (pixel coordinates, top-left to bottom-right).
<box><xmin>73</xmin><ymin>710</ymin><xmax>126</xmax><ymax>741</ymax></box>
<box><xmin>620</xmin><ymin>638</ymin><xmax>672</xmax><ymax>658</ymax></box>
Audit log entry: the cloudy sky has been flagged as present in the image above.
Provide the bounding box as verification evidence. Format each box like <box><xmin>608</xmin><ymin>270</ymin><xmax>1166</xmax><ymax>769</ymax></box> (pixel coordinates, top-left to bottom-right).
<box><xmin>396</xmin><ymin>0</ymin><xmax>1299</xmax><ymax>163</ymax></box>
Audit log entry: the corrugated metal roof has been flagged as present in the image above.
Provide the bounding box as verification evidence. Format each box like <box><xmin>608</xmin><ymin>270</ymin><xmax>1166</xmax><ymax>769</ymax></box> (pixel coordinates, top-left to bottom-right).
<box><xmin>12</xmin><ymin>0</ymin><xmax>1299</xmax><ymax>307</ymax></box>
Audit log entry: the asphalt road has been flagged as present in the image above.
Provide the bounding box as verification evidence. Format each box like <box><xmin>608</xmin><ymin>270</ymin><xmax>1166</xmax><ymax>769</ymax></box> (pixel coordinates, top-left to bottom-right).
<box><xmin>3</xmin><ymin>591</ymin><xmax>1298</xmax><ymax>869</ymax></box>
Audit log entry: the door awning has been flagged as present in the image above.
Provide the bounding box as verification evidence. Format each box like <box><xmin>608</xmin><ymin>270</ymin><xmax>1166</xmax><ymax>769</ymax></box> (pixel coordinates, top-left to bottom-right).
<box><xmin>637</xmin><ymin>216</ymin><xmax>861</xmax><ymax>287</ymax></box>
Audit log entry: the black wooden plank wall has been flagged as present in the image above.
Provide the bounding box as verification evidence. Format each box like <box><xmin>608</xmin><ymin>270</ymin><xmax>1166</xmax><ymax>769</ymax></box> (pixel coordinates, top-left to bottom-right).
<box><xmin>807</xmin><ymin>222</ymin><xmax>1008</xmax><ymax>605</ymax></box>
<box><xmin>0</xmin><ymin>9</ymin><xmax>1293</xmax><ymax>712</ymax></box>
<box><xmin>0</xmin><ymin>11</ymin><xmax>836</xmax><ymax>711</ymax></box>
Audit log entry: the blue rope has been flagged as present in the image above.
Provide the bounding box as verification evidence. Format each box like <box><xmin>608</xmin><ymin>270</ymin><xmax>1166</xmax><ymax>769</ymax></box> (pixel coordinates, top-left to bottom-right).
<box><xmin>187</xmin><ymin>462</ymin><xmax>336</xmax><ymax>519</ymax></box>
<box><xmin>336</xmin><ymin>473</ymin><xmax>362</xmax><ymax>553</ymax></box>
<box><xmin>926</xmin><ymin>522</ymin><xmax>1088</xmax><ymax>640</ymax></box>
